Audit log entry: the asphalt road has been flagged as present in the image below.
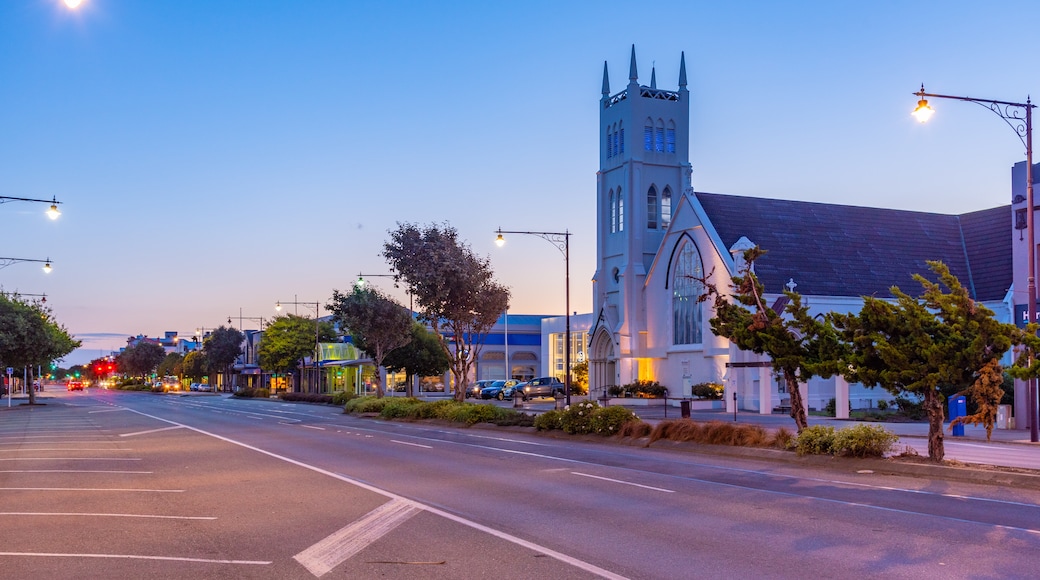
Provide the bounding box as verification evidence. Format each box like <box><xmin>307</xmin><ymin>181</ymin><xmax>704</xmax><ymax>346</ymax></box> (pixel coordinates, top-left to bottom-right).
<box><xmin>3</xmin><ymin>389</ymin><xmax>1040</xmax><ymax>579</ymax></box>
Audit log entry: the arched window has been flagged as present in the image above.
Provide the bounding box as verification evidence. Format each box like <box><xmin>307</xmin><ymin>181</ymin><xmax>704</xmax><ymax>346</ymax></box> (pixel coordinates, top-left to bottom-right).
<box><xmin>655</xmin><ymin>119</ymin><xmax>664</xmax><ymax>152</ymax></box>
<box><xmin>661</xmin><ymin>187</ymin><xmax>672</xmax><ymax>228</ymax></box>
<box><xmin>612</xmin><ymin>128</ymin><xmax>619</xmax><ymax>158</ymax></box>
<box><xmin>672</xmin><ymin>240</ymin><xmax>704</xmax><ymax>345</ymax></box>
<box><xmin>617</xmin><ymin>188</ymin><xmax>624</xmax><ymax>232</ymax></box>
<box><xmin>647</xmin><ymin>186</ymin><xmax>658</xmax><ymax>229</ymax></box>
<box><xmin>606</xmin><ymin>127</ymin><xmax>613</xmax><ymax>157</ymax></box>
<box><xmin>666</xmin><ymin>120</ymin><xmax>676</xmax><ymax>153</ymax></box>
<box><xmin>644</xmin><ymin>119</ymin><xmax>653</xmax><ymax>151</ymax></box>
<box><xmin>619</xmin><ymin>122</ymin><xmax>625</xmax><ymax>154</ymax></box>
<box><xmin>609</xmin><ymin>190</ymin><xmax>616</xmax><ymax>233</ymax></box>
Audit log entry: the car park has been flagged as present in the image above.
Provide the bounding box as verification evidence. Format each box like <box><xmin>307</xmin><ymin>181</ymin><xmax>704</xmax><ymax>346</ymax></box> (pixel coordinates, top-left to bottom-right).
<box><xmin>480</xmin><ymin>379</ymin><xmax>519</xmax><ymax>400</ymax></box>
<box><xmin>522</xmin><ymin>376</ymin><xmax>566</xmax><ymax>399</ymax></box>
<box><xmin>466</xmin><ymin>380</ymin><xmax>495</xmax><ymax>398</ymax></box>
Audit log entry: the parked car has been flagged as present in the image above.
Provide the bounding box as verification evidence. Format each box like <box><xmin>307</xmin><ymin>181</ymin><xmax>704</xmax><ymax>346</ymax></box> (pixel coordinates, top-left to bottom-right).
<box><xmin>467</xmin><ymin>380</ymin><xmax>495</xmax><ymax>399</ymax></box>
<box><xmin>503</xmin><ymin>381</ymin><xmax>529</xmax><ymax>401</ymax></box>
<box><xmin>195</xmin><ymin>383</ymin><xmax>213</xmax><ymax>392</ymax></box>
<box><xmin>480</xmin><ymin>379</ymin><xmax>519</xmax><ymax>400</ymax></box>
<box><xmin>522</xmin><ymin>376</ymin><xmax>566</xmax><ymax>399</ymax></box>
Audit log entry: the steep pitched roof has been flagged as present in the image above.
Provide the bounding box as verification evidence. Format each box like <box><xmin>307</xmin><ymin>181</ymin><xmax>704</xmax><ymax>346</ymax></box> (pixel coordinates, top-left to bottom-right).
<box><xmin>694</xmin><ymin>192</ymin><xmax>1011</xmax><ymax>301</ymax></box>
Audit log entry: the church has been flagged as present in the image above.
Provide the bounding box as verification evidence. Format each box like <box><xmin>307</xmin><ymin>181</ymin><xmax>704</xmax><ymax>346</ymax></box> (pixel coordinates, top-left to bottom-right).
<box><xmin>587</xmin><ymin>47</ymin><xmax>1027</xmax><ymax>424</ymax></box>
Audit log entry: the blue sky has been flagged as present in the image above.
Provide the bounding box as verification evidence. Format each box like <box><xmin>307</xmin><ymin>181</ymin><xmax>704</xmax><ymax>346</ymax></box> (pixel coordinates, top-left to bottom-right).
<box><xmin>1</xmin><ymin>0</ymin><xmax>1037</xmax><ymax>365</ymax></box>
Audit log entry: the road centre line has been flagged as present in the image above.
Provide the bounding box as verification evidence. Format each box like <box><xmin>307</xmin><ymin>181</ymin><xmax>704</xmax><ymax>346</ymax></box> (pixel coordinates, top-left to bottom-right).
<box><xmin>572</xmin><ymin>472</ymin><xmax>675</xmax><ymax>493</ymax></box>
<box><xmin>0</xmin><ymin>488</ymin><xmax>184</xmax><ymax>493</ymax></box>
<box><xmin>0</xmin><ymin>458</ymin><xmax>141</xmax><ymax>462</ymax></box>
<box><xmin>0</xmin><ymin>448</ymin><xmax>132</xmax><ymax>452</ymax></box>
<box><xmin>87</xmin><ymin>408</ymin><xmax>129</xmax><ymax>414</ymax></box>
<box><xmin>301</xmin><ymin>425</ymin><xmax>325</xmax><ymax>431</ymax></box>
<box><xmin>122</xmin><ymin>407</ymin><xmax>630</xmax><ymax>580</ymax></box>
<box><xmin>390</xmin><ymin>440</ymin><xmax>432</xmax><ymax>449</ymax></box>
<box><xmin>0</xmin><ymin>470</ymin><xmax>152</xmax><ymax>474</ymax></box>
<box><xmin>293</xmin><ymin>498</ymin><xmax>420</xmax><ymax>576</ymax></box>
<box><xmin>120</xmin><ymin>426</ymin><xmax>184</xmax><ymax>437</ymax></box>
<box><xmin>0</xmin><ymin>552</ymin><xmax>270</xmax><ymax>565</ymax></box>
<box><xmin>0</xmin><ymin>512</ymin><xmax>215</xmax><ymax>520</ymax></box>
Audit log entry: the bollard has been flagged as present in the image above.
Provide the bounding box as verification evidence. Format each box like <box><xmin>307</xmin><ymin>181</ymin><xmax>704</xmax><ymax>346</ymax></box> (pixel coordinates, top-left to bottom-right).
<box><xmin>680</xmin><ymin>400</ymin><xmax>690</xmax><ymax>419</ymax></box>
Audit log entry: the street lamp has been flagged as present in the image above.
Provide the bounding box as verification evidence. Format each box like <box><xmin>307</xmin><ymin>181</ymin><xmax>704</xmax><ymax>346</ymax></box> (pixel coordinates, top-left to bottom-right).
<box><xmin>0</xmin><ymin>196</ymin><xmax>62</xmax><ymax>220</ymax></box>
<box><xmin>275</xmin><ymin>298</ymin><xmax>322</xmax><ymax>392</ymax></box>
<box><xmin>495</xmin><ymin>227</ymin><xmax>572</xmax><ymax>406</ymax></box>
<box><xmin>913</xmin><ymin>84</ymin><xmax>1038</xmax><ymax>443</ymax></box>
<box><xmin>0</xmin><ymin>257</ymin><xmax>52</xmax><ymax>273</ymax></box>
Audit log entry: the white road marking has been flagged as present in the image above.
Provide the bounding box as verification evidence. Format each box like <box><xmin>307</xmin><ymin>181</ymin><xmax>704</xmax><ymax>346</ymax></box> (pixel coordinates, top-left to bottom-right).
<box><xmin>0</xmin><ymin>470</ymin><xmax>151</xmax><ymax>474</ymax></box>
<box><xmin>0</xmin><ymin>457</ymin><xmax>140</xmax><ymax>462</ymax></box>
<box><xmin>301</xmin><ymin>425</ymin><xmax>326</xmax><ymax>431</ymax></box>
<box><xmin>120</xmin><ymin>426</ymin><xmax>184</xmax><ymax>437</ymax></box>
<box><xmin>0</xmin><ymin>448</ymin><xmax>131</xmax><ymax>452</ymax></box>
<box><xmin>0</xmin><ymin>552</ymin><xmax>269</xmax><ymax>565</ymax></box>
<box><xmin>87</xmin><ymin>408</ymin><xmax>129</xmax><ymax>414</ymax></box>
<box><xmin>0</xmin><ymin>488</ymin><xmax>183</xmax><ymax>493</ymax></box>
<box><xmin>572</xmin><ymin>472</ymin><xmax>676</xmax><ymax>493</ymax></box>
<box><xmin>0</xmin><ymin>512</ymin><xmax>215</xmax><ymax>520</ymax></box>
<box><xmin>293</xmin><ymin>498</ymin><xmax>420</xmax><ymax>577</ymax></box>
<box><xmin>123</xmin><ymin>408</ymin><xmax>631</xmax><ymax>580</ymax></box>
<box><xmin>390</xmin><ymin>440</ymin><xmax>432</xmax><ymax>449</ymax></box>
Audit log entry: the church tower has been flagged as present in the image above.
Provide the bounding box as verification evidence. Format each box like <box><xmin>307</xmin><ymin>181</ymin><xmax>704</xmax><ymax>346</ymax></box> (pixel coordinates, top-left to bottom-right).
<box><xmin>591</xmin><ymin>46</ymin><xmax>692</xmax><ymax>389</ymax></box>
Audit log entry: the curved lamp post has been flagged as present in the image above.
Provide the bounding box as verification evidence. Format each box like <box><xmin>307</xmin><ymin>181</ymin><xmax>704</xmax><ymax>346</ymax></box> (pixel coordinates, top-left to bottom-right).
<box><xmin>0</xmin><ymin>257</ymin><xmax>52</xmax><ymax>273</ymax></box>
<box><xmin>275</xmin><ymin>298</ymin><xmax>322</xmax><ymax>392</ymax></box>
<box><xmin>0</xmin><ymin>196</ymin><xmax>61</xmax><ymax>220</ymax></box>
<box><xmin>913</xmin><ymin>85</ymin><xmax>1038</xmax><ymax>442</ymax></box>
<box><xmin>495</xmin><ymin>227</ymin><xmax>572</xmax><ymax>406</ymax></box>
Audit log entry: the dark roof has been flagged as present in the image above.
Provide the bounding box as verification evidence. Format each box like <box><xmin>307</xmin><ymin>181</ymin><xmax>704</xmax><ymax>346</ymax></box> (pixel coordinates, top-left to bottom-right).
<box><xmin>694</xmin><ymin>192</ymin><xmax>1012</xmax><ymax>301</ymax></box>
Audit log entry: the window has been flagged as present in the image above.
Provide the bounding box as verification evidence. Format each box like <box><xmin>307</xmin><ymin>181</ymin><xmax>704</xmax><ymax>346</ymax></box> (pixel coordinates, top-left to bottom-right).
<box><xmin>644</xmin><ymin>125</ymin><xmax>652</xmax><ymax>151</ymax></box>
<box><xmin>609</xmin><ymin>190</ymin><xmax>616</xmax><ymax>233</ymax></box>
<box><xmin>617</xmin><ymin>188</ymin><xmax>624</xmax><ymax>232</ymax></box>
<box><xmin>613</xmin><ymin>131</ymin><xmax>619</xmax><ymax>158</ymax></box>
<box><xmin>606</xmin><ymin>128</ymin><xmax>613</xmax><ymax>157</ymax></box>
<box><xmin>661</xmin><ymin>187</ymin><xmax>672</xmax><ymax>228</ymax></box>
<box><xmin>672</xmin><ymin>240</ymin><xmax>704</xmax><ymax>345</ymax></box>
<box><xmin>655</xmin><ymin>121</ymin><xmax>664</xmax><ymax>152</ymax></box>
<box><xmin>647</xmin><ymin>186</ymin><xmax>658</xmax><ymax>229</ymax></box>
<box><xmin>666</xmin><ymin>124</ymin><xmax>676</xmax><ymax>153</ymax></box>
<box><xmin>619</xmin><ymin>127</ymin><xmax>624</xmax><ymax>154</ymax></box>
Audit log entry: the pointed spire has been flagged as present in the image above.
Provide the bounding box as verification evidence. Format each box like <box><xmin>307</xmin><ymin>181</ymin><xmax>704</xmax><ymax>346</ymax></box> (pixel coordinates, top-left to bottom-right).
<box><xmin>650</xmin><ymin>66</ymin><xmax>657</xmax><ymax>89</ymax></box>
<box><xmin>602</xmin><ymin>61</ymin><xmax>610</xmax><ymax>96</ymax></box>
<box><xmin>628</xmin><ymin>44</ymin><xmax>638</xmax><ymax>82</ymax></box>
<box><xmin>679</xmin><ymin>51</ymin><xmax>687</xmax><ymax>89</ymax></box>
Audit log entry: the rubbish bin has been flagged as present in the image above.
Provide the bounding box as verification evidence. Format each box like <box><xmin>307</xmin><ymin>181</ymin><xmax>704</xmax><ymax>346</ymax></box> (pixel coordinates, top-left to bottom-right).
<box><xmin>680</xmin><ymin>400</ymin><xmax>691</xmax><ymax>419</ymax></box>
<box><xmin>948</xmin><ymin>395</ymin><xmax>966</xmax><ymax>436</ymax></box>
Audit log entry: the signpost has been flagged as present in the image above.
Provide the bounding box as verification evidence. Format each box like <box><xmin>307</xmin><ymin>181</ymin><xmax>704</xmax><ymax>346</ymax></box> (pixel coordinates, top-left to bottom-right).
<box><xmin>6</xmin><ymin>367</ymin><xmax>13</xmax><ymax>408</ymax></box>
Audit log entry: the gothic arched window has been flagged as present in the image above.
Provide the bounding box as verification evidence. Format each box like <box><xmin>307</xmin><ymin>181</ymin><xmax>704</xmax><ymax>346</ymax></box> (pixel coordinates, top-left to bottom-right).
<box><xmin>666</xmin><ymin>120</ymin><xmax>676</xmax><ymax>153</ymax></box>
<box><xmin>655</xmin><ymin>119</ymin><xmax>665</xmax><ymax>152</ymax></box>
<box><xmin>672</xmin><ymin>240</ymin><xmax>704</xmax><ymax>345</ymax></box>
<box><xmin>619</xmin><ymin>122</ymin><xmax>625</xmax><ymax>154</ymax></box>
<box><xmin>661</xmin><ymin>187</ymin><xmax>673</xmax><ymax>228</ymax></box>
<box><xmin>617</xmin><ymin>188</ymin><xmax>624</xmax><ymax>232</ymax></box>
<box><xmin>644</xmin><ymin>119</ymin><xmax>653</xmax><ymax>151</ymax></box>
<box><xmin>609</xmin><ymin>190</ymin><xmax>616</xmax><ymax>233</ymax></box>
<box><xmin>647</xmin><ymin>186</ymin><xmax>658</xmax><ymax>229</ymax></box>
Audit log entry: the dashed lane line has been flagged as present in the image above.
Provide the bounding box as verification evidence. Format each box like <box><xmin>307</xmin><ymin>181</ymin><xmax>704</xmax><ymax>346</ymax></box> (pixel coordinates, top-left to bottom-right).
<box><xmin>120</xmin><ymin>426</ymin><xmax>184</xmax><ymax>437</ymax></box>
<box><xmin>0</xmin><ymin>552</ymin><xmax>270</xmax><ymax>565</ymax></box>
<box><xmin>0</xmin><ymin>512</ymin><xmax>215</xmax><ymax>520</ymax></box>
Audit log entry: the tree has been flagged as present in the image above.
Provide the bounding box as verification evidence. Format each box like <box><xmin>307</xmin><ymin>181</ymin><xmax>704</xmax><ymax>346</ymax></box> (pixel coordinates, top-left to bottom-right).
<box><xmin>257</xmin><ymin>314</ymin><xmax>336</xmax><ymax>389</ymax></box>
<box><xmin>832</xmin><ymin>261</ymin><xmax>1014</xmax><ymax>462</ymax></box>
<box><xmin>182</xmin><ymin>351</ymin><xmax>208</xmax><ymax>382</ymax></box>
<box><xmin>328</xmin><ymin>286</ymin><xmax>413</xmax><ymax>398</ymax></box>
<box><xmin>382</xmin><ymin>322</ymin><xmax>452</xmax><ymax>396</ymax></box>
<box><xmin>572</xmin><ymin>360</ymin><xmax>589</xmax><ymax>395</ymax></box>
<box><xmin>117</xmin><ymin>341</ymin><xmax>166</xmax><ymax>380</ymax></box>
<box><xmin>702</xmin><ymin>248</ymin><xmax>838</xmax><ymax>432</ymax></box>
<box><xmin>157</xmin><ymin>352</ymin><xmax>184</xmax><ymax>378</ymax></box>
<box><xmin>0</xmin><ymin>295</ymin><xmax>80</xmax><ymax>405</ymax></box>
<box><xmin>203</xmin><ymin>326</ymin><xmax>245</xmax><ymax>391</ymax></box>
<box><xmin>383</xmin><ymin>222</ymin><xmax>510</xmax><ymax>402</ymax></box>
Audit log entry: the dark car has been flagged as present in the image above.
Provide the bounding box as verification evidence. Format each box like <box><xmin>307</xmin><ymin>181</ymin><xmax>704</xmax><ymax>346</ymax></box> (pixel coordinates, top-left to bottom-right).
<box><xmin>467</xmin><ymin>380</ymin><xmax>494</xmax><ymax>399</ymax></box>
<box><xmin>522</xmin><ymin>376</ymin><xmax>565</xmax><ymax>399</ymax></box>
<box><xmin>480</xmin><ymin>379</ymin><xmax>519</xmax><ymax>400</ymax></box>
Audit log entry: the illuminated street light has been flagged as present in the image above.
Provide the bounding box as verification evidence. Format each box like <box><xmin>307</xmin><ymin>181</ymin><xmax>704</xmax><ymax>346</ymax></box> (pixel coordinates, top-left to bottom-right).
<box><xmin>0</xmin><ymin>257</ymin><xmax>52</xmax><ymax>273</ymax></box>
<box><xmin>494</xmin><ymin>227</ymin><xmax>572</xmax><ymax>406</ymax></box>
<box><xmin>0</xmin><ymin>196</ymin><xmax>63</xmax><ymax>220</ymax></box>
<box><xmin>64</xmin><ymin>0</ymin><xmax>85</xmax><ymax>9</ymax></box>
<box><xmin>357</xmin><ymin>272</ymin><xmax>413</xmax><ymax>312</ymax></box>
<box><xmin>912</xmin><ymin>84</ymin><xmax>1038</xmax><ymax>443</ymax></box>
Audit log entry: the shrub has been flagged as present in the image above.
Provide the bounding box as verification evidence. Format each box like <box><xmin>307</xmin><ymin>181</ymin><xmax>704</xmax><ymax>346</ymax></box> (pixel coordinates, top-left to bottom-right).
<box><xmin>606</xmin><ymin>385</ymin><xmax>623</xmax><ymax>397</ymax></box>
<box><xmin>618</xmin><ymin>420</ymin><xmax>653</xmax><ymax>438</ymax></box>
<box><xmin>589</xmin><ymin>405</ymin><xmax>639</xmax><ymax>435</ymax></box>
<box><xmin>330</xmin><ymin>391</ymin><xmax>356</xmax><ymax>406</ymax></box>
<box><xmin>234</xmin><ymin>388</ymin><xmax>271</xmax><ymax>399</ymax></box>
<box><xmin>794</xmin><ymin>425</ymin><xmax>837</xmax><ymax>456</ymax></box>
<box><xmin>621</xmin><ymin>380</ymin><xmax>667</xmax><ymax>398</ymax></box>
<box><xmin>824</xmin><ymin>398</ymin><xmax>836</xmax><ymax>417</ymax></box>
<box><xmin>534</xmin><ymin>409</ymin><xmax>564</xmax><ymax>431</ymax></box>
<box><xmin>344</xmin><ymin>396</ymin><xmax>391</xmax><ymax>414</ymax></box>
<box><xmin>558</xmin><ymin>400</ymin><xmax>598</xmax><ymax>434</ymax></box>
<box><xmin>831</xmin><ymin>424</ymin><xmax>897</xmax><ymax>458</ymax></box>
<box><xmin>894</xmin><ymin>396</ymin><xmax>925</xmax><ymax>420</ymax></box>
<box><xmin>279</xmin><ymin>392</ymin><xmax>332</xmax><ymax>404</ymax></box>
<box><xmin>378</xmin><ymin>398</ymin><xmax>425</xmax><ymax>419</ymax></box>
<box><xmin>690</xmin><ymin>382</ymin><xmax>723</xmax><ymax>400</ymax></box>
<box><xmin>771</xmin><ymin>427</ymin><xmax>795</xmax><ymax>449</ymax></box>
<box><xmin>876</xmin><ymin>399</ymin><xmax>889</xmax><ymax>411</ymax></box>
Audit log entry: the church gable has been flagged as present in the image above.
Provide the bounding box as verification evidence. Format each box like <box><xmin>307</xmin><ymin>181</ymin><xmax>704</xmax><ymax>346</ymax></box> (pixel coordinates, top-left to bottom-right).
<box><xmin>695</xmin><ymin>192</ymin><xmax>1012</xmax><ymax>301</ymax></box>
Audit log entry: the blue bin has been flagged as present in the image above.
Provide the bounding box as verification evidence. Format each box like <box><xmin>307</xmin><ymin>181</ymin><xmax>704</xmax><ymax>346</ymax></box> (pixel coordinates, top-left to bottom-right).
<box><xmin>948</xmin><ymin>395</ymin><xmax>966</xmax><ymax>436</ymax></box>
